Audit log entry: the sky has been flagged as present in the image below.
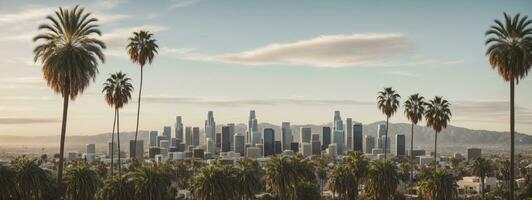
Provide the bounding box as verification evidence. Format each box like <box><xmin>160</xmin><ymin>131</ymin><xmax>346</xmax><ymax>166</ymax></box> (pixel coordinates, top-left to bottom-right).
<box><xmin>1</xmin><ymin>0</ymin><xmax>532</xmax><ymax>137</ymax></box>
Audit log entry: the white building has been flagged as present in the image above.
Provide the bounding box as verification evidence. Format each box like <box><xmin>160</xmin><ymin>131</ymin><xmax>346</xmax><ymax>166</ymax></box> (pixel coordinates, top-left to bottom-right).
<box><xmin>457</xmin><ymin>176</ymin><xmax>497</xmax><ymax>196</ymax></box>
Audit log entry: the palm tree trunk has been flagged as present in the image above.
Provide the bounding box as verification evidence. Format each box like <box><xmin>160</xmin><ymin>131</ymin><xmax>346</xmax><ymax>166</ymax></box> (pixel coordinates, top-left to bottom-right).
<box><xmin>509</xmin><ymin>79</ymin><xmax>515</xmax><ymax>200</ymax></box>
<box><xmin>133</xmin><ymin>65</ymin><xmax>144</xmax><ymax>159</ymax></box>
<box><xmin>385</xmin><ymin>116</ymin><xmax>389</xmax><ymax>160</ymax></box>
<box><xmin>410</xmin><ymin>122</ymin><xmax>414</xmax><ymax>184</ymax></box>
<box><xmin>481</xmin><ymin>177</ymin><xmax>485</xmax><ymax>197</ymax></box>
<box><xmin>434</xmin><ymin>131</ymin><xmax>438</xmax><ymax>163</ymax></box>
<box><xmin>57</xmin><ymin>94</ymin><xmax>69</xmax><ymax>193</ymax></box>
<box><xmin>117</xmin><ymin>108</ymin><xmax>121</xmax><ymax>175</ymax></box>
<box><xmin>110</xmin><ymin>109</ymin><xmax>116</xmax><ymax>176</ymax></box>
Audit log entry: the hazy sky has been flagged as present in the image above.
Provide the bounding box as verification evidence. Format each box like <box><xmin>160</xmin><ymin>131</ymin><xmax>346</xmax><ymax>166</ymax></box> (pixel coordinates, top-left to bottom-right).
<box><xmin>1</xmin><ymin>0</ymin><xmax>532</xmax><ymax>136</ymax></box>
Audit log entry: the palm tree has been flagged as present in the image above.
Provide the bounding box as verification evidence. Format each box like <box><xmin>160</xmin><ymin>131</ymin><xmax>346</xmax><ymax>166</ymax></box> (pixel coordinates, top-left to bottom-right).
<box><xmin>236</xmin><ymin>158</ymin><xmax>263</xmax><ymax>200</ymax></box>
<box><xmin>102</xmin><ymin>72</ymin><xmax>134</xmax><ymax>175</ymax></box>
<box><xmin>0</xmin><ymin>166</ymin><xmax>17</xmax><ymax>200</ymax></box>
<box><xmin>97</xmin><ymin>174</ymin><xmax>135</xmax><ymax>200</ymax></box>
<box><xmin>127</xmin><ymin>30</ymin><xmax>159</xmax><ymax>158</ymax></box>
<box><xmin>377</xmin><ymin>87</ymin><xmax>401</xmax><ymax>160</ymax></box>
<box><xmin>404</xmin><ymin>94</ymin><xmax>426</xmax><ymax>159</ymax></box>
<box><xmin>132</xmin><ymin>166</ymin><xmax>172</xmax><ymax>200</ymax></box>
<box><xmin>33</xmin><ymin>5</ymin><xmax>105</xmax><ymax>186</ymax></box>
<box><xmin>485</xmin><ymin>13</ymin><xmax>532</xmax><ymax>200</ymax></box>
<box><xmin>266</xmin><ymin>156</ymin><xmax>297</xmax><ymax>200</ymax></box>
<box><xmin>11</xmin><ymin>158</ymin><xmax>58</xmax><ymax>200</ymax></box>
<box><xmin>327</xmin><ymin>165</ymin><xmax>354</xmax><ymax>200</ymax></box>
<box><xmin>424</xmin><ymin>96</ymin><xmax>452</xmax><ymax>162</ymax></box>
<box><xmin>365</xmin><ymin>160</ymin><xmax>400</xmax><ymax>200</ymax></box>
<box><xmin>315</xmin><ymin>156</ymin><xmax>329</xmax><ymax>196</ymax></box>
<box><xmin>417</xmin><ymin>168</ymin><xmax>457</xmax><ymax>200</ymax></box>
<box><xmin>192</xmin><ymin>164</ymin><xmax>238</xmax><ymax>200</ymax></box>
<box><xmin>64</xmin><ymin>165</ymin><xmax>100</xmax><ymax>200</ymax></box>
<box><xmin>168</xmin><ymin>161</ymin><xmax>191</xmax><ymax>189</ymax></box>
<box><xmin>344</xmin><ymin>151</ymin><xmax>369</xmax><ymax>199</ymax></box>
<box><xmin>470</xmin><ymin>157</ymin><xmax>493</xmax><ymax>197</ymax></box>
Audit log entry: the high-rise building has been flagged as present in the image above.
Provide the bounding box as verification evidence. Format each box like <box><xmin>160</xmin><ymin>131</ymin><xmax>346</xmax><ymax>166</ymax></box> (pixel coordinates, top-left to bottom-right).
<box><xmin>221</xmin><ymin>126</ymin><xmax>231</xmax><ymax>152</ymax></box>
<box><xmin>248</xmin><ymin>110</ymin><xmax>260</xmax><ymax>145</ymax></box>
<box><xmin>227</xmin><ymin>123</ymin><xmax>235</xmax><ymax>150</ymax></box>
<box><xmin>206</xmin><ymin>138</ymin><xmax>215</xmax><ymax>154</ymax></box>
<box><xmin>333</xmin><ymin>111</ymin><xmax>345</xmax><ymax>155</ymax></box>
<box><xmin>160</xmin><ymin>140</ymin><xmax>169</xmax><ymax>157</ymax></box>
<box><xmin>157</xmin><ymin>135</ymin><xmax>167</xmax><ymax>147</ymax></box>
<box><xmin>301</xmin><ymin>143</ymin><xmax>311</xmax><ymax>157</ymax></box>
<box><xmin>312</xmin><ymin>141</ymin><xmax>321</xmax><ymax>155</ymax></box>
<box><xmin>322</xmin><ymin>127</ymin><xmax>331</xmax><ymax>150</ymax></box>
<box><xmin>163</xmin><ymin>126</ymin><xmax>172</xmax><ymax>139</ymax></box>
<box><xmin>378</xmin><ymin>124</ymin><xmax>387</xmax><ymax>138</ymax></box>
<box><xmin>192</xmin><ymin>127</ymin><xmax>200</xmax><ymax>146</ymax></box>
<box><xmin>290</xmin><ymin>142</ymin><xmax>299</xmax><ymax>153</ymax></box>
<box><xmin>185</xmin><ymin>127</ymin><xmax>192</xmax><ymax>146</ymax></box>
<box><xmin>204</xmin><ymin>111</ymin><xmax>215</xmax><ymax>140</ymax></box>
<box><xmin>235</xmin><ymin>135</ymin><xmax>245</xmax><ymax>156</ymax></box>
<box><xmin>129</xmin><ymin>140</ymin><xmax>144</xmax><ymax>159</ymax></box>
<box><xmin>263</xmin><ymin>128</ymin><xmax>275</xmax><ymax>156</ymax></box>
<box><xmin>281</xmin><ymin>122</ymin><xmax>292</xmax><ymax>150</ymax></box>
<box><xmin>86</xmin><ymin>144</ymin><xmax>95</xmax><ymax>154</ymax></box>
<box><xmin>274</xmin><ymin>141</ymin><xmax>282</xmax><ymax>155</ymax></box>
<box><xmin>175</xmin><ymin>116</ymin><xmax>183</xmax><ymax>141</ymax></box>
<box><xmin>300</xmin><ymin>127</ymin><xmax>311</xmax><ymax>144</ymax></box>
<box><xmin>215</xmin><ymin>132</ymin><xmax>221</xmax><ymax>150</ymax></box>
<box><xmin>149</xmin><ymin>131</ymin><xmax>158</xmax><ymax>147</ymax></box>
<box><xmin>467</xmin><ymin>148</ymin><xmax>481</xmax><ymax>161</ymax></box>
<box><xmin>353</xmin><ymin>123</ymin><xmax>363</xmax><ymax>152</ymax></box>
<box><xmin>396</xmin><ymin>134</ymin><xmax>406</xmax><ymax>156</ymax></box>
<box><xmin>246</xmin><ymin>147</ymin><xmax>261</xmax><ymax>158</ymax></box>
<box><xmin>364</xmin><ymin>135</ymin><xmax>375</xmax><ymax>154</ymax></box>
<box><xmin>346</xmin><ymin>118</ymin><xmax>353</xmax><ymax>151</ymax></box>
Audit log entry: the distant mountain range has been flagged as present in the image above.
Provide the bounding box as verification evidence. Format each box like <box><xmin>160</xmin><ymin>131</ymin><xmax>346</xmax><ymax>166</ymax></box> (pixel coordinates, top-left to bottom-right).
<box><xmin>1</xmin><ymin>121</ymin><xmax>530</xmax><ymax>155</ymax></box>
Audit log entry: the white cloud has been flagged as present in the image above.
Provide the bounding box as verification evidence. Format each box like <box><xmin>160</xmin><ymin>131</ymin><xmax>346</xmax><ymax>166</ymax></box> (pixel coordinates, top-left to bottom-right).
<box><xmin>207</xmin><ymin>33</ymin><xmax>415</xmax><ymax>67</ymax></box>
<box><xmin>386</xmin><ymin>71</ymin><xmax>419</xmax><ymax>77</ymax></box>
<box><xmin>170</xmin><ymin>0</ymin><xmax>203</xmax><ymax>8</ymax></box>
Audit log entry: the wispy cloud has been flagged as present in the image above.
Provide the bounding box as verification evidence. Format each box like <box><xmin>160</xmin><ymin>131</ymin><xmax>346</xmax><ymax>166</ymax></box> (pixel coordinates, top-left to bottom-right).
<box><xmin>0</xmin><ymin>118</ymin><xmax>59</xmax><ymax>124</ymax></box>
<box><xmin>169</xmin><ymin>0</ymin><xmax>203</xmax><ymax>9</ymax></box>
<box><xmin>140</xmin><ymin>96</ymin><xmax>374</xmax><ymax>107</ymax></box>
<box><xmin>386</xmin><ymin>71</ymin><xmax>419</xmax><ymax>77</ymax></box>
<box><xmin>453</xmin><ymin>100</ymin><xmax>532</xmax><ymax>124</ymax></box>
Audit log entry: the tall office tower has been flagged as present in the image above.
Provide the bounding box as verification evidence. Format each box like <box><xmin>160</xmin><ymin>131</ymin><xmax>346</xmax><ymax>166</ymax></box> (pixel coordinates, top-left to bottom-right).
<box><xmin>163</xmin><ymin>126</ymin><xmax>172</xmax><ymax>139</ymax></box>
<box><xmin>396</xmin><ymin>134</ymin><xmax>406</xmax><ymax>156</ymax></box>
<box><xmin>248</xmin><ymin>110</ymin><xmax>256</xmax><ymax>141</ymax></box>
<box><xmin>263</xmin><ymin>128</ymin><xmax>275</xmax><ymax>156</ymax></box>
<box><xmin>300</xmin><ymin>127</ymin><xmax>311</xmax><ymax>144</ymax></box>
<box><xmin>281</xmin><ymin>122</ymin><xmax>292</xmax><ymax>150</ymax></box>
<box><xmin>333</xmin><ymin>111</ymin><xmax>345</xmax><ymax>155</ymax></box>
<box><xmin>149</xmin><ymin>131</ymin><xmax>158</xmax><ymax>147</ymax></box>
<box><xmin>353</xmin><ymin>123</ymin><xmax>363</xmax><ymax>152</ymax></box>
<box><xmin>192</xmin><ymin>127</ymin><xmax>200</xmax><ymax>146</ymax></box>
<box><xmin>346</xmin><ymin>118</ymin><xmax>353</xmax><ymax>151</ymax></box>
<box><xmin>377</xmin><ymin>124</ymin><xmax>387</xmax><ymax>148</ymax></box>
<box><xmin>301</xmin><ymin>143</ymin><xmax>312</xmax><ymax>157</ymax></box>
<box><xmin>274</xmin><ymin>141</ymin><xmax>282</xmax><ymax>155</ymax></box>
<box><xmin>175</xmin><ymin>116</ymin><xmax>183</xmax><ymax>141</ymax></box>
<box><xmin>86</xmin><ymin>144</ymin><xmax>95</xmax><ymax>154</ymax></box>
<box><xmin>322</xmin><ymin>127</ymin><xmax>331</xmax><ymax>150</ymax></box>
<box><xmin>228</xmin><ymin>123</ymin><xmax>235</xmax><ymax>150</ymax></box>
<box><xmin>215</xmin><ymin>133</ymin><xmax>222</xmax><ymax>149</ymax></box>
<box><xmin>234</xmin><ymin>135</ymin><xmax>245</xmax><ymax>156</ymax></box>
<box><xmin>204</xmin><ymin>111</ymin><xmax>216</xmax><ymax>140</ymax></box>
<box><xmin>185</xmin><ymin>127</ymin><xmax>192</xmax><ymax>146</ymax></box>
<box><xmin>129</xmin><ymin>140</ymin><xmax>144</xmax><ymax>159</ymax></box>
<box><xmin>160</xmin><ymin>140</ymin><xmax>169</xmax><ymax>157</ymax></box>
<box><xmin>364</xmin><ymin>135</ymin><xmax>375</xmax><ymax>154</ymax></box>
<box><xmin>108</xmin><ymin>142</ymin><xmax>118</xmax><ymax>157</ymax></box>
<box><xmin>206</xmin><ymin>138</ymin><xmax>215</xmax><ymax>154</ymax></box>
<box><xmin>221</xmin><ymin>126</ymin><xmax>231</xmax><ymax>152</ymax></box>
<box><xmin>467</xmin><ymin>148</ymin><xmax>481</xmax><ymax>161</ymax></box>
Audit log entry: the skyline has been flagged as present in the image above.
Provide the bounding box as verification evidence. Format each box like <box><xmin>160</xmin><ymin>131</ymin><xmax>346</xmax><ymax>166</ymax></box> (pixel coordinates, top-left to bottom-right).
<box><xmin>1</xmin><ymin>0</ymin><xmax>532</xmax><ymax>136</ymax></box>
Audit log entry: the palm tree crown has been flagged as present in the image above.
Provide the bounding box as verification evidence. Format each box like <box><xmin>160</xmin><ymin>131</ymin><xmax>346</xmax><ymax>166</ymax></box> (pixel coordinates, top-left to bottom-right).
<box><xmin>418</xmin><ymin>167</ymin><xmax>457</xmax><ymax>200</ymax></box>
<box><xmin>377</xmin><ymin>87</ymin><xmax>401</xmax><ymax>117</ymax></box>
<box><xmin>102</xmin><ymin>72</ymin><xmax>134</xmax><ymax>109</ymax></box>
<box><xmin>127</xmin><ymin>31</ymin><xmax>159</xmax><ymax>67</ymax></box>
<box><xmin>404</xmin><ymin>94</ymin><xmax>426</xmax><ymax>125</ymax></box>
<box><xmin>33</xmin><ymin>5</ymin><xmax>105</xmax><ymax>99</ymax></box>
<box><xmin>64</xmin><ymin>165</ymin><xmax>100</xmax><ymax>200</ymax></box>
<box><xmin>425</xmin><ymin>96</ymin><xmax>452</xmax><ymax>134</ymax></box>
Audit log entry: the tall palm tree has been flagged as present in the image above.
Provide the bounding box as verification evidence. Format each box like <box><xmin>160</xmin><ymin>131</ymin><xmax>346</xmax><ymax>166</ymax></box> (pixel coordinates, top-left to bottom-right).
<box><xmin>377</xmin><ymin>87</ymin><xmax>401</xmax><ymax>160</ymax></box>
<box><xmin>97</xmin><ymin>174</ymin><xmax>135</xmax><ymax>200</ymax></box>
<box><xmin>424</xmin><ymin>96</ymin><xmax>452</xmax><ymax>162</ymax></box>
<box><xmin>485</xmin><ymin>13</ymin><xmax>532</xmax><ymax>200</ymax></box>
<box><xmin>192</xmin><ymin>164</ymin><xmax>238</xmax><ymax>200</ymax></box>
<box><xmin>327</xmin><ymin>165</ymin><xmax>353</xmax><ymax>200</ymax></box>
<box><xmin>315</xmin><ymin>156</ymin><xmax>329</xmax><ymax>196</ymax></box>
<box><xmin>404</xmin><ymin>94</ymin><xmax>425</xmax><ymax>184</ymax></box>
<box><xmin>417</xmin><ymin>168</ymin><xmax>457</xmax><ymax>200</ymax></box>
<box><xmin>132</xmin><ymin>166</ymin><xmax>172</xmax><ymax>200</ymax></box>
<box><xmin>266</xmin><ymin>156</ymin><xmax>297</xmax><ymax>200</ymax></box>
<box><xmin>236</xmin><ymin>158</ymin><xmax>263</xmax><ymax>200</ymax></box>
<box><xmin>33</xmin><ymin>5</ymin><xmax>105</xmax><ymax>186</ymax></box>
<box><xmin>365</xmin><ymin>160</ymin><xmax>400</xmax><ymax>200</ymax></box>
<box><xmin>11</xmin><ymin>158</ymin><xmax>58</xmax><ymax>200</ymax></box>
<box><xmin>127</xmin><ymin>30</ymin><xmax>159</xmax><ymax>158</ymax></box>
<box><xmin>0</xmin><ymin>166</ymin><xmax>17</xmax><ymax>200</ymax></box>
<box><xmin>470</xmin><ymin>157</ymin><xmax>493</xmax><ymax>197</ymax></box>
<box><xmin>344</xmin><ymin>151</ymin><xmax>369</xmax><ymax>199</ymax></box>
<box><xmin>102</xmin><ymin>72</ymin><xmax>133</xmax><ymax>176</ymax></box>
<box><xmin>64</xmin><ymin>165</ymin><xmax>100</xmax><ymax>200</ymax></box>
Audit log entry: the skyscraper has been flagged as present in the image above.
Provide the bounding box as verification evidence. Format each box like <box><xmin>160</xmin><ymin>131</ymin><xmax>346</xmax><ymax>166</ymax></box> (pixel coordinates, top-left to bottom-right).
<box><xmin>300</xmin><ymin>127</ymin><xmax>311</xmax><ymax>144</ymax></box>
<box><xmin>274</xmin><ymin>141</ymin><xmax>282</xmax><ymax>155</ymax></box>
<box><xmin>353</xmin><ymin>123</ymin><xmax>363</xmax><ymax>152</ymax></box>
<box><xmin>248</xmin><ymin>110</ymin><xmax>260</xmax><ymax>145</ymax></box>
<box><xmin>333</xmin><ymin>111</ymin><xmax>345</xmax><ymax>155</ymax></box>
<box><xmin>346</xmin><ymin>118</ymin><xmax>353</xmax><ymax>151</ymax></box>
<box><xmin>192</xmin><ymin>127</ymin><xmax>200</xmax><ymax>146</ymax></box>
<box><xmin>263</xmin><ymin>128</ymin><xmax>275</xmax><ymax>156</ymax></box>
<box><xmin>228</xmin><ymin>123</ymin><xmax>235</xmax><ymax>150</ymax></box>
<box><xmin>204</xmin><ymin>111</ymin><xmax>215</xmax><ymax>140</ymax></box>
<box><xmin>377</xmin><ymin>124</ymin><xmax>390</xmax><ymax>153</ymax></box>
<box><xmin>396</xmin><ymin>134</ymin><xmax>406</xmax><ymax>156</ymax></box>
<box><xmin>149</xmin><ymin>131</ymin><xmax>158</xmax><ymax>147</ymax></box>
<box><xmin>281</xmin><ymin>122</ymin><xmax>292</xmax><ymax>150</ymax></box>
<box><xmin>175</xmin><ymin>116</ymin><xmax>183</xmax><ymax>141</ymax></box>
<box><xmin>364</xmin><ymin>135</ymin><xmax>375</xmax><ymax>154</ymax></box>
<box><xmin>322</xmin><ymin>127</ymin><xmax>331</xmax><ymax>150</ymax></box>
<box><xmin>235</xmin><ymin>135</ymin><xmax>245</xmax><ymax>156</ymax></box>
<box><xmin>185</xmin><ymin>127</ymin><xmax>192</xmax><ymax>146</ymax></box>
<box><xmin>221</xmin><ymin>126</ymin><xmax>231</xmax><ymax>152</ymax></box>
<box><xmin>163</xmin><ymin>126</ymin><xmax>172</xmax><ymax>139</ymax></box>
<box><xmin>206</xmin><ymin>138</ymin><xmax>215</xmax><ymax>154</ymax></box>
<box><xmin>129</xmin><ymin>140</ymin><xmax>144</xmax><ymax>159</ymax></box>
